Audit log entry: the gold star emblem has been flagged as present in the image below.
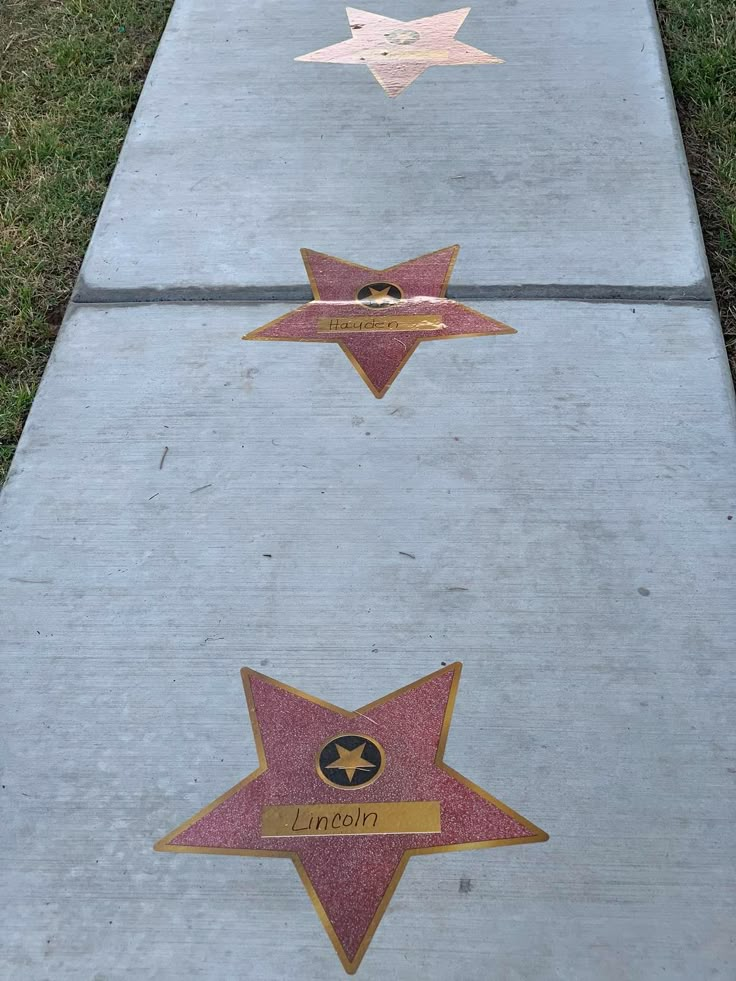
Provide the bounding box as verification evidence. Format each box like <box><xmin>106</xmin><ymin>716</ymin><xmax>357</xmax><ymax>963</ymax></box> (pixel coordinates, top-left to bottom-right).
<box><xmin>325</xmin><ymin>740</ymin><xmax>377</xmax><ymax>782</ymax></box>
<box><xmin>367</xmin><ymin>285</ymin><xmax>396</xmax><ymax>305</ymax></box>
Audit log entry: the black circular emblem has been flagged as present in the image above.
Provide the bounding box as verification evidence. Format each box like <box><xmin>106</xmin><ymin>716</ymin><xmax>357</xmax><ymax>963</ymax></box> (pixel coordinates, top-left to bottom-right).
<box><xmin>317</xmin><ymin>734</ymin><xmax>385</xmax><ymax>789</ymax></box>
<box><xmin>356</xmin><ymin>282</ymin><xmax>403</xmax><ymax>308</ymax></box>
<box><xmin>384</xmin><ymin>29</ymin><xmax>420</xmax><ymax>45</ymax></box>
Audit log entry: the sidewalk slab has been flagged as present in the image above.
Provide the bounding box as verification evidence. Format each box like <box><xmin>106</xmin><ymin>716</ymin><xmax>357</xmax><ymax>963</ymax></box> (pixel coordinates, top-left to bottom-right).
<box><xmin>2</xmin><ymin>300</ymin><xmax>734</xmax><ymax>978</ymax></box>
<box><xmin>75</xmin><ymin>0</ymin><xmax>708</xmax><ymax>299</ymax></box>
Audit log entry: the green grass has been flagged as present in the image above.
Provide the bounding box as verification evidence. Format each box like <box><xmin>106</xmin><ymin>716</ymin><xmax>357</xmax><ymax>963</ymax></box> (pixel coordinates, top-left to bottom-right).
<box><xmin>0</xmin><ymin>0</ymin><xmax>172</xmax><ymax>481</ymax></box>
<box><xmin>0</xmin><ymin>0</ymin><xmax>734</xmax><ymax>483</ymax></box>
<box><xmin>656</xmin><ymin>0</ymin><xmax>735</xmax><ymax>370</ymax></box>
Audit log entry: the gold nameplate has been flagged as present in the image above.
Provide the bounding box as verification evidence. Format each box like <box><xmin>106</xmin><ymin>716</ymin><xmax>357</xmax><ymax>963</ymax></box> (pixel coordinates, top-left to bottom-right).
<box><xmin>261</xmin><ymin>801</ymin><xmax>441</xmax><ymax>838</ymax></box>
<box><xmin>374</xmin><ymin>50</ymin><xmax>451</xmax><ymax>61</ymax></box>
<box><xmin>317</xmin><ymin>315</ymin><xmax>443</xmax><ymax>333</ymax></box>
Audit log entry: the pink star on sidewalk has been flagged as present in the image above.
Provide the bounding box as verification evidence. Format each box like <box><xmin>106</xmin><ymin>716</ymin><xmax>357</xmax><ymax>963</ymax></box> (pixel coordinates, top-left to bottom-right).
<box><xmin>155</xmin><ymin>664</ymin><xmax>547</xmax><ymax>973</ymax></box>
<box><xmin>243</xmin><ymin>246</ymin><xmax>516</xmax><ymax>398</ymax></box>
<box><xmin>296</xmin><ymin>7</ymin><xmax>504</xmax><ymax>97</ymax></box>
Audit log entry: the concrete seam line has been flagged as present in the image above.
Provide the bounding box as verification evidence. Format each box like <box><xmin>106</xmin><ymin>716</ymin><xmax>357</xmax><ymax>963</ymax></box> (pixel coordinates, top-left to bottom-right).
<box><xmin>71</xmin><ymin>283</ymin><xmax>714</xmax><ymax>306</ymax></box>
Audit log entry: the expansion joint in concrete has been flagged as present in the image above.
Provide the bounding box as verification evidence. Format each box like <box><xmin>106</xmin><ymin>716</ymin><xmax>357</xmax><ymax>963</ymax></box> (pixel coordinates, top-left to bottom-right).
<box><xmin>71</xmin><ymin>281</ymin><xmax>714</xmax><ymax>307</ymax></box>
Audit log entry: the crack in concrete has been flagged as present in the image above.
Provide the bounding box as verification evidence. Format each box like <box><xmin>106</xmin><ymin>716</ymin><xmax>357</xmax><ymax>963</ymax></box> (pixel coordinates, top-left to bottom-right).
<box><xmin>72</xmin><ymin>282</ymin><xmax>713</xmax><ymax>306</ymax></box>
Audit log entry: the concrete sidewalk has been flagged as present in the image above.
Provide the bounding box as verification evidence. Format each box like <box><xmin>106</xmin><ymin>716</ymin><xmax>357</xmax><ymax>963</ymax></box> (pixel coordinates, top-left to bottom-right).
<box><xmin>75</xmin><ymin>0</ymin><xmax>707</xmax><ymax>300</ymax></box>
<box><xmin>1</xmin><ymin>1</ymin><xmax>735</xmax><ymax>978</ymax></box>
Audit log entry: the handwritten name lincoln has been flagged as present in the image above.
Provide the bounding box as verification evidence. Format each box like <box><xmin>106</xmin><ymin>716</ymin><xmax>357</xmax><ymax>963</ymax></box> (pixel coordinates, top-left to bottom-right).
<box><xmin>291</xmin><ymin>805</ymin><xmax>378</xmax><ymax>833</ymax></box>
<box><xmin>261</xmin><ymin>801</ymin><xmax>440</xmax><ymax>837</ymax></box>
